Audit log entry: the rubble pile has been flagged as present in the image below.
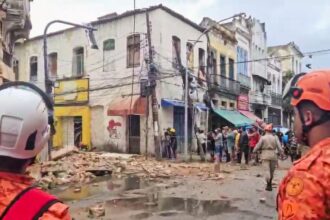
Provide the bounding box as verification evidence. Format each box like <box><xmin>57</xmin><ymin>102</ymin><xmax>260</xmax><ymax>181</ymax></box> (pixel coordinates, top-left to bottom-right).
<box><xmin>33</xmin><ymin>151</ymin><xmax>234</xmax><ymax>189</ymax></box>
<box><xmin>37</xmin><ymin>152</ymin><xmax>114</xmax><ymax>189</ymax></box>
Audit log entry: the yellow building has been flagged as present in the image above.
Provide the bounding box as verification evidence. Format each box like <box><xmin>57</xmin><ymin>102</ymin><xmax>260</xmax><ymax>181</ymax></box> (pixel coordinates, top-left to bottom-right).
<box><xmin>199</xmin><ymin>18</ymin><xmax>254</xmax><ymax>129</ymax></box>
<box><xmin>201</xmin><ymin>17</ymin><xmax>239</xmax><ymax>110</ymax></box>
<box><xmin>53</xmin><ymin>78</ymin><xmax>91</xmax><ymax>148</ymax></box>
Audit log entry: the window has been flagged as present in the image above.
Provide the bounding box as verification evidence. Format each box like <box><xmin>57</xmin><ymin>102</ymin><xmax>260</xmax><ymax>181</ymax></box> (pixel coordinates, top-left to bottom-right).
<box><xmin>127</xmin><ymin>34</ymin><xmax>140</xmax><ymax>68</ymax></box>
<box><xmin>73</xmin><ymin>47</ymin><xmax>84</xmax><ymax>76</ymax></box>
<box><xmin>198</xmin><ymin>48</ymin><xmax>205</xmax><ymax>74</ymax></box>
<box><xmin>243</xmin><ymin>50</ymin><xmax>248</xmax><ymax>75</ymax></box>
<box><xmin>0</xmin><ymin>21</ymin><xmax>2</xmax><ymax>37</ymax></box>
<box><xmin>3</xmin><ymin>50</ymin><xmax>12</xmax><ymax>67</ymax></box>
<box><xmin>296</xmin><ymin>60</ymin><xmax>298</xmax><ymax>74</ymax></box>
<box><xmin>13</xmin><ymin>59</ymin><xmax>19</xmax><ymax>81</ymax></box>
<box><xmin>172</xmin><ymin>36</ymin><xmax>181</xmax><ymax>68</ymax></box>
<box><xmin>30</xmin><ymin>56</ymin><xmax>38</xmax><ymax>81</ymax></box>
<box><xmin>291</xmin><ymin>57</ymin><xmax>294</xmax><ymax>72</ymax></box>
<box><xmin>267</xmin><ymin>73</ymin><xmax>271</xmax><ymax>80</ymax></box>
<box><xmin>103</xmin><ymin>39</ymin><xmax>115</xmax><ymax>71</ymax></box>
<box><xmin>211</xmin><ymin>51</ymin><xmax>217</xmax><ymax>84</ymax></box>
<box><xmin>229</xmin><ymin>58</ymin><xmax>234</xmax><ymax>80</ymax></box>
<box><xmin>48</xmin><ymin>52</ymin><xmax>57</xmax><ymax>78</ymax></box>
<box><xmin>212</xmin><ymin>99</ymin><xmax>218</xmax><ymax>107</ymax></box>
<box><xmin>220</xmin><ymin>55</ymin><xmax>226</xmax><ymax>76</ymax></box>
<box><xmin>198</xmin><ymin>48</ymin><xmax>206</xmax><ymax>85</ymax></box>
<box><xmin>237</xmin><ymin>47</ymin><xmax>248</xmax><ymax>76</ymax></box>
<box><xmin>221</xmin><ymin>101</ymin><xmax>227</xmax><ymax>108</ymax></box>
<box><xmin>186</xmin><ymin>42</ymin><xmax>194</xmax><ymax>70</ymax></box>
<box><xmin>230</xmin><ymin>102</ymin><xmax>235</xmax><ymax>109</ymax></box>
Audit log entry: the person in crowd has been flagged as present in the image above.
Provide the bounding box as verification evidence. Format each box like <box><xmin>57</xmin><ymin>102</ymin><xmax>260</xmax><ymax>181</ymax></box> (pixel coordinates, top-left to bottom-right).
<box><xmin>214</xmin><ymin>128</ymin><xmax>223</xmax><ymax>163</ymax></box>
<box><xmin>254</xmin><ymin>123</ymin><xmax>283</xmax><ymax>191</ymax></box>
<box><xmin>276</xmin><ymin>131</ymin><xmax>284</xmax><ymax>148</ymax></box>
<box><xmin>235</xmin><ymin>128</ymin><xmax>241</xmax><ymax>162</ymax></box>
<box><xmin>207</xmin><ymin>131</ymin><xmax>215</xmax><ymax>162</ymax></box>
<box><xmin>164</xmin><ymin>128</ymin><xmax>172</xmax><ymax>159</ymax></box>
<box><xmin>196</xmin><ymin>129</ymin><xmax>207</xmax><ymax>158</ymax></box>
<box><xmin>0</xmin><ymin>84</ymin><xmax>71</xmax><ymax>219</ymax></box>
<box><xmin>169</xmin><ymin>128</ymin><xmax>177</xmax><ymax>160</ymax></box>
<box><xmin>238</xmin><ymin>127</ymin><xmax>249</xmax><ymax>165</ymax></box>
<box><xmin>226</xmin><ymin>127</ymin><xmax>236</xmax><ymax>164</ymax></box>
<box><xmin>165</xmin><ymin>128</ymin><xmax>177</xmax><ymax>160</ymax></box>
<box><xmin>222</xmin><ymin>126</ymin><xmax>230</xmax><ymax>162</ymax></box>
<box><xmin>248</xmin><ymin>127</ymin><xmax>260</xmax><ymax>165</ymax></box>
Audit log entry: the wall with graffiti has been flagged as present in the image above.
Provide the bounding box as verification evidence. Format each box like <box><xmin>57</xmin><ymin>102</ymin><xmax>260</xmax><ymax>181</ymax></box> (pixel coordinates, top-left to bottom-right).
<box><xmin>105</xmin><ymin>116</ymin><xmax>126</xmax><ymax>152</ymax></box>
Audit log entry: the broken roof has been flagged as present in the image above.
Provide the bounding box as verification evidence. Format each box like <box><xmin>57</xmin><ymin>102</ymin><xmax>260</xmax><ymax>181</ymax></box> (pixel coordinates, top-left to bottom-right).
<box><xmin>200</xmin><ymin>17</ymin><xmax>237</xmax><ymax>43</ymax></box>
<box><xmin>268</xmin><ymin>41</ymin><xmax>304</xmax><ymax>57</ymax></box>
<box><xmin>26</xmin><ymin>4</ymin><xmax>205</xmax><ymax>42</ymax></box>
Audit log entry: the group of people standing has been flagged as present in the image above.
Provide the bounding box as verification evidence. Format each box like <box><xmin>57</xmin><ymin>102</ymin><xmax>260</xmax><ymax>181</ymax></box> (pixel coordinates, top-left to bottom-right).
<box><xmin>199</xmin><ymin>124</ymin><xmax>283</xmax><ymax>191</ymax></box>
<box><xmin>163</xmin><ymin>128</ymin><xmax>177</xmax><ymax>159</ymax></box>
<box><xmin>197</xmin><ymin>125</ymin><xmax>265</xmax><ymax>165</ymax></box>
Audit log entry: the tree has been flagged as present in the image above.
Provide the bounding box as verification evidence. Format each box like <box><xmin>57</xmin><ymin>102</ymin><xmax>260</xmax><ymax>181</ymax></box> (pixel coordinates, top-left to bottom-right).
<box><xmin>282</xmin><ymin>70</ymin><xmax>295</xmax><ymax>90</ymax></box>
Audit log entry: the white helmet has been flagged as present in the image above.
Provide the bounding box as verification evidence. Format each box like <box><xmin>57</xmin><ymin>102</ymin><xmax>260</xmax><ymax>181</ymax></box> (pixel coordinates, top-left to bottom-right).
<box><xmin>0</xmin><ymin>86</ymin><xmax>50</xmax><ymax>159</ymax></box>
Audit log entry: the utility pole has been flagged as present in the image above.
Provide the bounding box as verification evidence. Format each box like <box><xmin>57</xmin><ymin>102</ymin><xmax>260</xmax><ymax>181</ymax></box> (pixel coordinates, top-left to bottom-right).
<box><xmin>173</xmin><ymin>43</ymin><xmax>204</xmax><ymax>161</ymax></box>
<box><xmin>146</xmin><ymin>11</ymin><xmax>161</xmax><ymax>160</ymax></box>
<box><xmin>184</xmin><ymin>67</ymin><xmax>189</xmax><ymax>160</ymax></box>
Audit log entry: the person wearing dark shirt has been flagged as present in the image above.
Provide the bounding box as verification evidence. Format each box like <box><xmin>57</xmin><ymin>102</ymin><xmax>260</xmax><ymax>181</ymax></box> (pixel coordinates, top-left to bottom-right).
<box><xmin>237</xmin><ymin>127</ymin><xmax>249</xmax><ymax>165</ymax></box>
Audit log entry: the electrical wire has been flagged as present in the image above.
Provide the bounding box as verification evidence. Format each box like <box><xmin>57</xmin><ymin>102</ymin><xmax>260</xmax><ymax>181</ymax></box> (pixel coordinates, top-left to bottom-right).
<box><xmin>128</xmin><ymin>0</ymin><xmax>137</xmax><ymax>129</ymax></box>
<box><xmin>154</xmin><ymin>48</ymin><xmax>330</xmax><ymax>69</ymax></box>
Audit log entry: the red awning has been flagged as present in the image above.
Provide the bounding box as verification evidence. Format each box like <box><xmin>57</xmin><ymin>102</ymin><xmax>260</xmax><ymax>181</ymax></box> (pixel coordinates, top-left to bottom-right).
<box><xmin>239</xmin><ymin>110</ymin><xmax>262</xmax><ymax>122</ymax></box>
<box><xmin>107</xmin><ymin>95</ymin><xmax>146</xmax><ymax>116</ymax></box>
<box><xmin>239</xmin><ymin>110</ymin><xmax>266</xmax><ymax>128</ymax></box>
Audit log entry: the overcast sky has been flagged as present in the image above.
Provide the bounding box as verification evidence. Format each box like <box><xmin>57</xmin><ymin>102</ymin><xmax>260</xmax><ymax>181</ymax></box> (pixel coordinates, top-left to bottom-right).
<box><xmin>30</xmin><ymin>0</ymin><xmax>330</xmax><ymax>69</ymax></box>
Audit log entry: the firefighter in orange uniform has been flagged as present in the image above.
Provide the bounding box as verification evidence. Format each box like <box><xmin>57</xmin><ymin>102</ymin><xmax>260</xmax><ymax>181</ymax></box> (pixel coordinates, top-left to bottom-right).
<box><xmin>277</xmin><ymin>70</ymin><xmax>330</xmax><ymax>219</ymax></box>
<box><xmin>0</xmin><ymin>82</ymin><xmax>71</xmax><ymax>220</ymax></box>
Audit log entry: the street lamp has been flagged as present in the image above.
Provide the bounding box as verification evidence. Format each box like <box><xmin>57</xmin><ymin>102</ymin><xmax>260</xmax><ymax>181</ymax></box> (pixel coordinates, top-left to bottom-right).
<box><xmin>43</xmin><ymin>20</ymin><xmax>98</xmax><ymax>160</ymax></box>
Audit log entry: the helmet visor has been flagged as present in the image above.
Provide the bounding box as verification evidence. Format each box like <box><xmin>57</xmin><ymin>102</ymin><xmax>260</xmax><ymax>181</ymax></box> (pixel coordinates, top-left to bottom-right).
<box><xmin>282</xmin><ymin>72</ymin><xmax>307</xmax><ymax>100</ymax></box>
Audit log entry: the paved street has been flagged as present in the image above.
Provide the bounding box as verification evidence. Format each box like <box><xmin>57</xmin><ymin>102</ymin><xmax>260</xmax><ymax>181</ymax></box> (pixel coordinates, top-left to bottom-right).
<box><xmin>52</xmin><ymin>157</ymin><xmax>291</xmax><ymax>220</ymax></box>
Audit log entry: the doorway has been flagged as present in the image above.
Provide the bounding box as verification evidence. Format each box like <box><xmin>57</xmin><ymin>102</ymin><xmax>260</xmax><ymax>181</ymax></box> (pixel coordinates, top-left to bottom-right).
<box><xmin>173</xmin><ymin>107</ymin><xmax>192</xmax><ymax>153</ymax></box>
<box><xmin>74</xmin><ymin>116</ymin><xmax>82</xmax><ymax>147</ymax></box>
<box><xmin>128</xmin><ymin>115</ymin><xmax>140</xmax><ymax>154</ymax></box>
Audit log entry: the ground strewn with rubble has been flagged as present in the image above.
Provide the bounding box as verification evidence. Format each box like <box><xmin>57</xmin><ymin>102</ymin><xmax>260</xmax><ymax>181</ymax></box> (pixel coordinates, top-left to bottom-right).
<box><xmin>28</xmin><ymin>151</ymin><xmax>291</xmax><ymax>220</ymax></box>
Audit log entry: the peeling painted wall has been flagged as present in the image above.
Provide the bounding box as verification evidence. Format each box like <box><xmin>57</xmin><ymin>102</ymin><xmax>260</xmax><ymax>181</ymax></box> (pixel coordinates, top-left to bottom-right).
<box><xmin>14</xmin><ymin>7</ymin><xmax>208</xmax><ymax>154</ymax></box>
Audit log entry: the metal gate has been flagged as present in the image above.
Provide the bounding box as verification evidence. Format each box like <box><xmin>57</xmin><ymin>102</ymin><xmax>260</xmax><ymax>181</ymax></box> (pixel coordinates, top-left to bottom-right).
<box><xmin>128</xmin><ymin>115</ymin><xmax>140</xmax><ymax>154</ymax></box>
<box><xmin>173</xmin><ymin>107</ymin><xmax>192</xmax><ymax>153</ymax></box>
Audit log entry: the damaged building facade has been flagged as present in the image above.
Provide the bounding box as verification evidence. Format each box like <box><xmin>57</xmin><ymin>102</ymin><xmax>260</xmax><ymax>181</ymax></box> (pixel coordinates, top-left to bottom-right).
<box><xmin>0</xmin><ymin>0</ymin><xmax>31</xmax><ymax>84</ymax></box>
<box><xmin>14</xmin><ymin>5</ymin><xmax>208</xmax><ymax>154</ymax></box>
<box><xmin>14</xmin><ymin>4</ymin><xmax>301</xmax><ymax>154</ymax></box>
<box><xmin>200</xmin><ymin>17</ymin><xmax>253</xmax><ymax>129</ymax></box>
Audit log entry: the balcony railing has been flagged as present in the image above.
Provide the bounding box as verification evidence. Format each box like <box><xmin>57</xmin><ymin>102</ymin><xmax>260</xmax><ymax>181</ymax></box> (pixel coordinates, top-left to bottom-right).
<box><xmin>211</xmin><ymin>74</ymin><xmax>240</xmax><ymax>96</ymax></box>
<box><xmin>271</xmin><ymin>93</ymin><xmax>282</xmax><ymax>106</ymax></box>
<box><xmin>238</xmin><ymin>73</ymin><xmax>251</xmax><ymax>89</ymax></box>
<box><xmin>250</xmin><ymin>90</ymin><xmax>271</xmax><ymax>105</ymax></box>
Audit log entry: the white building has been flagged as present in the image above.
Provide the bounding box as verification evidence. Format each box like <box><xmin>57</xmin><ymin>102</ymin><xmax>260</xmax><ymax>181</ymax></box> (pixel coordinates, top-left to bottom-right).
<box><xmin>0</xmin><ymin>0</ymin><xmax>32</xmax><ymax>84</ymax></box>
<box><xmin>225</xmin><ymin>18</ymin><xmax>255</xmax><ymax>119</ymax></box>
<box><xmin>247</xmin><ymin>17</ymin><xmax>270</xmax><ymax>121</ymax></box>
<box><xmin>268</xmin><ymin>42</ymin><xmax>304</xmax><ymax>128</ymax></box>
<box><xmin>267</xmin><ymin>54</ymin><xmax>283</xmax><ymax>126</ymax></box>
<box><xmin>268</xmin><ymin>42</ymin><xmax>304</xmax><ymax>75</ymax></box>
<box><xmin>14</xmin><ymin>5</ymin><xmax>208</xmax><ymax>155</ymax></box>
